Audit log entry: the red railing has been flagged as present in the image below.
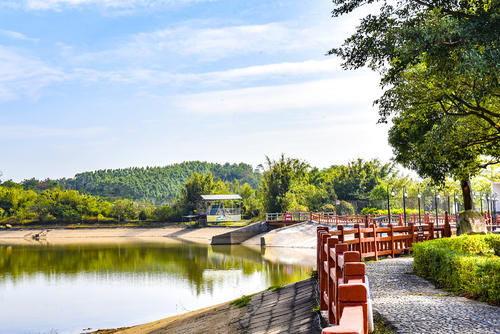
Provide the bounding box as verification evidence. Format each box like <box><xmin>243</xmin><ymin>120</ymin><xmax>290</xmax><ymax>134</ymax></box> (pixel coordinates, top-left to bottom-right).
<box><xmin>318</xmin><ymin>227</ymin><xmax>369</xmax><ymax>334</ymax></box>
<box><xmin>267</xmin><ymin>211</ymin><xmax>498</xmax><ymax>233</ymax></box>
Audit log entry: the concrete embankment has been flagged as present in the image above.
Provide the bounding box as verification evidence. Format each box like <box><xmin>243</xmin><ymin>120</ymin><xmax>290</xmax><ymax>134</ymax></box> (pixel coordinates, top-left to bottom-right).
<box><xmin>99</xmin><ymin>278</ymin><xmax>321</xmax><ymax>334</ymax></box>
<box><xmin>243</xmin><ymin>221</ymin><xmax>324</xmax><ymax>248</ymax></box>
<box><xmin>211</xmin><ymin>221</ymin><xmax>268</xmax><ymax>245</ymax></box>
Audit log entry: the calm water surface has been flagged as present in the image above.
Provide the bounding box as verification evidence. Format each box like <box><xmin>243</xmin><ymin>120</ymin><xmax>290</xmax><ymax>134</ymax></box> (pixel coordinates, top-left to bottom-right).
<box><xmin>0</xmin><ymin>240</ymin><xmax>313</xmax><ymax>333</ymax></box>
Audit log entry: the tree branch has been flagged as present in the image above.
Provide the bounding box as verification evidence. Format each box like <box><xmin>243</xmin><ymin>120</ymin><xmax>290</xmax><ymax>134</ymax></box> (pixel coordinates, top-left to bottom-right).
<box><xmin>413</xmin><ymin>0</ymin><xmax>475</xmax><ymax>19</ymax></box>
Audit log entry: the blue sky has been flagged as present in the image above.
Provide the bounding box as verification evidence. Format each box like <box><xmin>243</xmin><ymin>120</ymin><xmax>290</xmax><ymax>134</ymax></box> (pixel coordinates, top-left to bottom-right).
<box><xmin>0</xmin><ymin>0</ymin><xmax>391</xmax><ymax>181</ymax></box>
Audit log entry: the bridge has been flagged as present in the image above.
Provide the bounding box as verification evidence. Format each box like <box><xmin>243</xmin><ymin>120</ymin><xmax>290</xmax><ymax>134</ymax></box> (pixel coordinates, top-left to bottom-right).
<box><xmin>265</xmin><ymin>211</ymin><xmax>499</xmax><ymax>233</ymax></box>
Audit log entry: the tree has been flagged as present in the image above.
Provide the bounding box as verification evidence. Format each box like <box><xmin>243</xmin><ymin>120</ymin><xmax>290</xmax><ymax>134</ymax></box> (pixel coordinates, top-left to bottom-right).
<box><xmin>330</xmin><ymin>0</ymin><xmax>500</xmax><ymax>209</ymax></box>
<box><xmin>180</xmin><ymin>172</ymin><xmax>217</xmax><ymax>213</ymax></box>
<box><xmin>0</xmin><ymin>185</ymin><xmax>37</xmax><ymax>220</ymax></box>
<box><xmin>237</xmin><ymin>182</ymin><xmax>261</xmax><ymax>217</ymax></box>
<box><xmin>259</xmin><ymin>155</ymin><xmax>310</xmax><ymax>212</ymax></box>
<box><xmin>318</xmin><ymin>159</ymin><xmax>393</xmax><ymax>200</ymax></box>
<box><xmin>111</xmin><ymin>199</ymin><xmax>137</xmax><ymax>222</ymax></box>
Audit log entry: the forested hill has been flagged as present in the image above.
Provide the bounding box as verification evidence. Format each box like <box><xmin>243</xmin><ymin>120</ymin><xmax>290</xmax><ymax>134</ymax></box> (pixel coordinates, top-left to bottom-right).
<box><xmin>57</xmin><ymin>161</ymin><xmax>260</xmax><ymax>204</ymax></box>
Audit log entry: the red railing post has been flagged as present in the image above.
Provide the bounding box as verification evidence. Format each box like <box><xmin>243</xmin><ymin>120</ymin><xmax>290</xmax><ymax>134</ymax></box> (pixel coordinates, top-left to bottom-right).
<box><xmin>338</xmin><ymin>225</ymin><xmax>344</xmax><ymax>243</ymax></box>
<box><xmin>389</xmin><ymin>223</ymin><xmax>395</xmax><ymax>258</ymax></box>
<box><xmin>372</xmin><ymin>223</ymin><xmax>378</xmax><ymax>261</ymax></box>
<box><xmin>429</xmin><ymin>222</ymin><xmax>434</xmax><ymax>240</ymax></box>
<box><xmin>444</xmin><ymin>211</ymin><xmax>451</xmax><ymax>237</ymax></box>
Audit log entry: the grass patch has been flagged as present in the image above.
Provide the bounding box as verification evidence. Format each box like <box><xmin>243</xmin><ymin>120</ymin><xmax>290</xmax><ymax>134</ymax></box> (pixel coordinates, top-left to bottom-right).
<box><xmin>267</xmin><ymin>285</ymin><xmax>284</xmax><ymax>292</ymax></box>
<box><xmin>230</xmin><ymin>295</ymin><xmax>252</xmax><ymax>308</ymax></box>
<box><xmin>373</xmin><ymin>312</ymin><xmax>397</xmax><ymax>334</ymax></box>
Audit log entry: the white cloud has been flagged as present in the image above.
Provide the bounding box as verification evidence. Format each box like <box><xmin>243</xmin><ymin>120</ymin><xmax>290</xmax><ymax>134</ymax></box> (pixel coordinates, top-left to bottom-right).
<box><xmin>1</xmin><ymin>0</ymin><xmax>212</xmax><ymax>11</ymax></box>
<box><xmin>69</xmin><ymin>58</ymin><xmax>343</xmax><ymax>86</ymax></box>
<box><xmin>172</xmin><ymin>76</ymin><xmax>380</xmax><ymax>114</ymax></box>
<box><xmin>74</xmin><ymin>21</ymin><xmax>335</xmax><ymax>64</ymax></box>
<box><xmin>0</xmin><ymin>29</ymin><xmax>39</xmax><ymax>42</ymax></box>
<box><xmin>0</xmin><ymin>46</ymin><xmax>64</xmax><ymax>102</ymax></box>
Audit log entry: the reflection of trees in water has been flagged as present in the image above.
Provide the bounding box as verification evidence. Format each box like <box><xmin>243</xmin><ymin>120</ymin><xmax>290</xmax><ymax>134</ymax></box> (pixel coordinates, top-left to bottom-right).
<box><xmin>0</xmin><ymin>243</ymin><xmax>311</xmax><ymax>294</ymax></box>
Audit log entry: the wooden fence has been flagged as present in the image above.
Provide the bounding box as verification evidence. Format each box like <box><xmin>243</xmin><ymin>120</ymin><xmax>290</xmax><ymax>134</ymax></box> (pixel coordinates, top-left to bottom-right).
<box><xmin>266</xmin><ymin>211</ymin><xmax>499</xmax><ymax>232</ymax></box>
<box><xmin>318</xmin><ymin>227</ymin><xmax>369</xmax><ymax>334</ymax></box>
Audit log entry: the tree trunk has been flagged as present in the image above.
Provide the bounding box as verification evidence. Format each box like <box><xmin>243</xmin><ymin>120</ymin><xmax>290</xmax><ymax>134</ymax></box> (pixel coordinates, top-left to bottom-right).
<box><xmin>460</xmin><ymin>179</ymin><xmax>474</xmax><ymax>211</ymax></box>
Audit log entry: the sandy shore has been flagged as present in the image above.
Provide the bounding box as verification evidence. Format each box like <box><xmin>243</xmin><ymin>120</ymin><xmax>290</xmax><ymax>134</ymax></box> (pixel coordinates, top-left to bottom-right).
<box><xmin>0</xmin><ymin>227</ymin><xmax>237</xmax><ymax>245</ymax></box>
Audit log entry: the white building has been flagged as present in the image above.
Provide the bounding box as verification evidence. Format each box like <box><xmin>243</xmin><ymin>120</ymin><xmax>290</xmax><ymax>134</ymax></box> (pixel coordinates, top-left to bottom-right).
<box><xmin>492</xmin><ymin>182</ymin><xmax>500</xmax><ymax>213</ymax></box>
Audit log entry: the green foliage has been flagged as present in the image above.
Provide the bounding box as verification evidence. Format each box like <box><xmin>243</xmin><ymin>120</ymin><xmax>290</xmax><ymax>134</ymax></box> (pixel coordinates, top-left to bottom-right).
<box><xmin>373</xmin><ymin>313</ymin><xmax>397</xmax><ymax>334</ymax></box>
<box><xmin>320</xmin><ymin>203</ymin><xmax>336</xmax><ymax>212</ymax></box>
<box><xmin>361</xmin><ymin>207</ymin><xmax>420</xmax><ymax>215</ymax></box>
<box><xmin>0</xmin><ymin>186</ymin><xmax>37</xmax><ymax>220</ymax></box>
<box><xmin>259</xmin><ymin>154</ymin><xmax>310</xmax><ymax>212</ymax></box>
<box><xmin>152</xmin><ymin>204</ymin><xmax>181</xmax><ymax>222</ymax></box>
<box><xmin>330</xmin><ymin>0</ymin><xmax>500</xmax><ymax>196</ymax></box>
<box><xmin>485</xmin><ymin>234</ymin><xmax>500</xmax><ymax>256</ymax></box>
<box><xmin>180</xmin><ymin>172</ymin><xmax>218</xmax><ymax>213</ymax></box>
<box><xmin>258</xmin><ymin>156</ymin><xmax>392</xmax><ymax>213</ymax></box>
<box><xmin>111</xmin><ymin>199</ymin><xmax>137</xmax><ymax>221</ymax></box>
<box><xmin>413</xmin><ymin>235</ymin><xmax>500</xmax><ymax>304</ymax></box>
<box><xmin>230</xmin><ymin>295</ymin><xmax>252</xmax><ymax>308</ymax></box>
<box><xmin>32</xmin><ymin>188</ymin><xmax>110</xmax><ymax>223</ymax></box>
<box><xmin>336</xmin><ymin>200</ymin><xmax>354</xmax><ymax>215</ymax></box>
<box><xmin>361</xmin><ymin>207</ymin><xmax>379</xmax><ymax>215</ymax></box>
<box><xmin>56</xmin><ymin>161</ymin><xmax>261</xmax><ymax>205</ymax></box>
<box><xmin>231</xmin><ymin>182</ymin><xmax>261</xmax><ymax>217</ymax></box>
<box><xmin>320</xmin><ymin>159</ymin><xmax>394</xmax><ymax>200</ymax></box>
<box><xmin>267</xmin><ymin>285</ymin><xmax>284</xmax><ymax>292</ymax></box>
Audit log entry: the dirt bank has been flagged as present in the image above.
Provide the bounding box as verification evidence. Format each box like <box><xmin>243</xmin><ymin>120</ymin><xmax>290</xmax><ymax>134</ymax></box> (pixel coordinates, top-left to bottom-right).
<box><xmin>0</xmin><ymin>227</ymin><xmax>237</xmax><ymax>245</ymax></box>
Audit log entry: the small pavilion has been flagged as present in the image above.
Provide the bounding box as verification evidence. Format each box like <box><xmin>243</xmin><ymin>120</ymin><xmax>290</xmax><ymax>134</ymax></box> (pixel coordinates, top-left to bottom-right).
<box><xmin>198</xmin><ymin>194</ymin><xmax>242</xmax><ymax>223</ymax></box>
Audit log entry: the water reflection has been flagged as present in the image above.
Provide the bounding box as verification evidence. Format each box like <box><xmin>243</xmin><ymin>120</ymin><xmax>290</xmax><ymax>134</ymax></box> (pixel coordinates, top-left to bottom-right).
<box><xmin>0</xmin><ymin>241</ymin><xmax>310</xmax><ymax>294</ymax></box>
<box><xmin>0</xmin><ymin>240</ymin><xmax>312</xmax><ymax>333</ymax></box>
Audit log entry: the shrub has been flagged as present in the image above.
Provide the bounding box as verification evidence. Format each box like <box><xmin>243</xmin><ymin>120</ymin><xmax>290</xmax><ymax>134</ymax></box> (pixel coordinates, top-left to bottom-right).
<box><xmin>485</xmin><ymin>234</ymin><xmax>500</xmax><ymax>257</ymax></box>
<box><xmin>336</xmin><ymin>200</ymin><xmax>354</xmax><ymax>215</ymax></box>
<box><xmin>361</xmin><ymin>207</ymin><xmax>379</xmax><ymax>215</ymax></box>
<box><xmin>413</xmin><ymin>234</ymin><xmax>500</xmax><ymax>305</ymax></box>
<box><xmin>320</xmin><ymin>203</ymin><xmax>336</xmax><ymax>212</ymax></box>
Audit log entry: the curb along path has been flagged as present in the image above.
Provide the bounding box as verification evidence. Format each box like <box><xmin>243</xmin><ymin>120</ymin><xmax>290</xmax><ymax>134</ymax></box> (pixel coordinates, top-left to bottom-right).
<box><xmin>366</xmin><ymin>257</ymin><xmax>500</xmax><ymax>334</ymax></box>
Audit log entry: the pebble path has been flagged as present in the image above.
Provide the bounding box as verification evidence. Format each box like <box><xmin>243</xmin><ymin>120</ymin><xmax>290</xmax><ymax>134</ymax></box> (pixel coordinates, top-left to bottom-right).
<box><xmin>366</xmin><ymin>257</ymin><xmax>500</xmax><ymax>334</ymax></box>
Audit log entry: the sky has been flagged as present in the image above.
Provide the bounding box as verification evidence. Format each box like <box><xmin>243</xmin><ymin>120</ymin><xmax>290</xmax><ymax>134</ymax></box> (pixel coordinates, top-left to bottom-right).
<box><xmin>0</xmin><ymin>0</ymin><xmax>392</xmax><ymax>181</ymax></box>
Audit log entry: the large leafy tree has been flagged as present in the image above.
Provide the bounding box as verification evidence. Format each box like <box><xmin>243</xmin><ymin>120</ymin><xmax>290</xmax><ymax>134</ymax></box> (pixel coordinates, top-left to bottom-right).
<box><xmin>330</xmin><ymin>0</ymin><xmax>499</xmax><ymax>209</ymax></box>
<box><xmin>318</xmin><ymin>159</ymin><xmax>394</xmax><ymax>200</ymax></box>
<box><xmin>259</xmin><ymin>155</ymin><xmax>310</xmax><ymax>212</ymax></box>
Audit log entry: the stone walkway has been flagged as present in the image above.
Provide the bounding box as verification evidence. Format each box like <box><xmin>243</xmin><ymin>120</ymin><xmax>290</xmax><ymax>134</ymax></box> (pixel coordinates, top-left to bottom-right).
<box><xmin>366</xmin><ymin>257</ymin><xmax>500</xmax><ymax>334</ymax></box>
<box><xmin>234</xmin><ymin>278</ymin><xmax>321</xmax><ymax>334</ymax></box>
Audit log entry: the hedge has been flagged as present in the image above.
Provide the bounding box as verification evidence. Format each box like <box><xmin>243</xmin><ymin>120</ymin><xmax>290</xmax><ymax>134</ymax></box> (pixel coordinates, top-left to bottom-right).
<box><xmin>413</xmin><ymin>234</ymin><xmax>500</xmax><ymax>305</ymax></box>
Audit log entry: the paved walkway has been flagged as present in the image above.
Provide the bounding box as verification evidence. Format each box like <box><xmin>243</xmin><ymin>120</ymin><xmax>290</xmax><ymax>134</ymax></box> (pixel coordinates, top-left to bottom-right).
<box><xmin>234</xmin><ymin>278</ymin><xmax>321</xmax><ymax>334</ymax></box>
<box><xmin>366</xmin><ymin>257</ymin><xmax>500</xmax><ymax>334</ymax></box>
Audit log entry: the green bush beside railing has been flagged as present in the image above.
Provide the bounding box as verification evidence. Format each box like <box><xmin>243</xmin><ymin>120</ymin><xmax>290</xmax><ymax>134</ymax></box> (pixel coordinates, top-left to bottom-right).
<box><xmin>413</xmin><ymin>234</ymin><xmax>500</xmax><ymax>305</ymax></box>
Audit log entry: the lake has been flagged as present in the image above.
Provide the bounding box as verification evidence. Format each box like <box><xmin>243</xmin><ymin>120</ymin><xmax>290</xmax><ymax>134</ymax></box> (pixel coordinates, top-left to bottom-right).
<box><xmin>0</xmin><ymin>240</ymin><xmax>313</xmax><ymax>333</ymax></box>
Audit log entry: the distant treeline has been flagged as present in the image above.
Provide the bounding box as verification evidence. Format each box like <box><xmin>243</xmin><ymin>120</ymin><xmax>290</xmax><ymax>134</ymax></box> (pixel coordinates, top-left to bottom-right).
<box><xmin>22</xmin><ymin>161</ymin><xmax>261</xmax><ymax>205</ymax></box>
<box><xmin>1</xmin><ymin>157</ymin><xmax>493</xmax><ymax>225</ymax></box>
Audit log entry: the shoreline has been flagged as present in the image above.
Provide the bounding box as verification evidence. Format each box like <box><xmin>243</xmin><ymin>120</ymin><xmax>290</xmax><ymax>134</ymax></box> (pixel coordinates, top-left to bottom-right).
<box><xmin>93</xmin><ymin>299</ymin><xmax>244</xmax><ymax>334</ymax></box>
<box><xmin>92</xmin><ymin>278</ymin><xmax>320</xmax><ymax>334</ymax></box>
<box><xmin>0</xmin><ymin>226</ymin><xmax>237</xmax><ymax>245</ymax></box>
